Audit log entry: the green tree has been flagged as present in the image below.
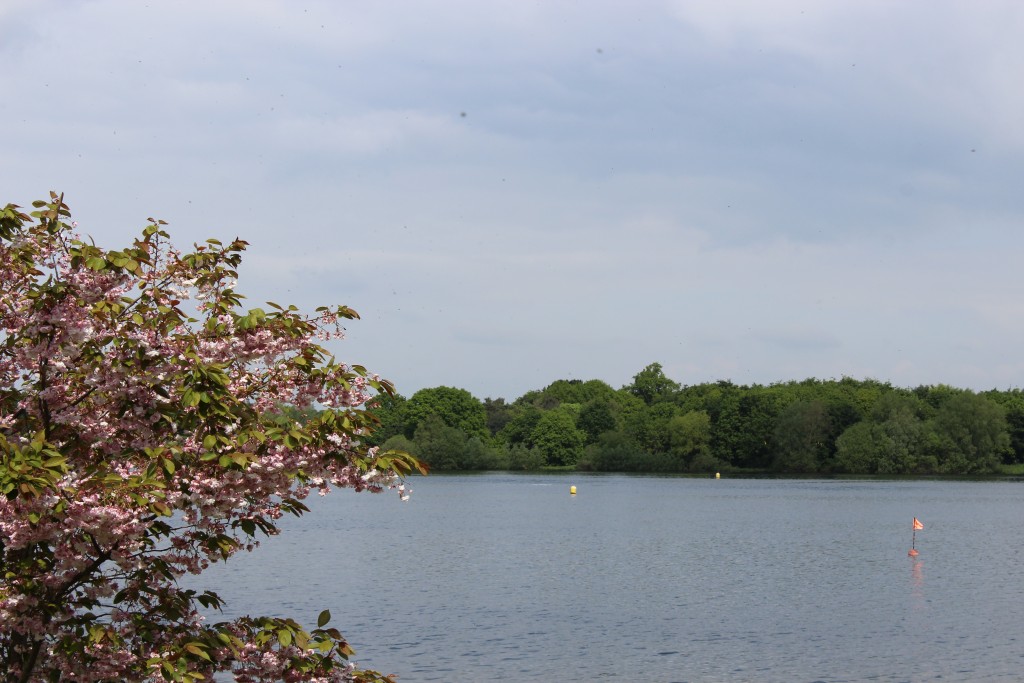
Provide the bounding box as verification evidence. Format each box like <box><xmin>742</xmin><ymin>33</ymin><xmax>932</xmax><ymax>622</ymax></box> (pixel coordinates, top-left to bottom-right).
<box><xmin>623</xmin><ymin>400</ymin><xmax>679</xmax><ymax>454</ymax></box>
<box><xmin>531</xmin><ymin>404</ymin><xmax>586</xmax><ymax>466</ymax></box>
<box><xmin>927</xmin><ymin>392</ymin><xmax>1010</xmax><ymax>473</ymax></box>
<box><xmin>708</xmin><ymin>385</ymin><xmax>780</xmax><ymax>470</ymax></box>
<box><xmin>871</xmin><ymin>391</ymin><xmax>930</xmax><ymax>422</ymax></box>
<box><xmin>913</xmin><ymin>383</ymin><xmax>966</xmax><ymax>411</ymax></box>
<box><xmin>876</xmin><ymin>409</ymin><xmax>926</xmax><ymax>473</ymax></box>
<box><xmin>583</xmin><ymin>430</ymin><xmax>650</xmax><ymax>472</ymax></box>
<box><xmin>667</xmin><ymin>410</ymin><xmax>714</xmax><ymax>471</ymax></box>
<box><xmin>411</xmin><ymin>414</ymin><xmax>464</xmax><ymax>470</ymax></box>
<box><xmin>505</xmin><ymin>442</ymin><xmax>545</xmax><ymax>470</ymax></box>
<box><xmin>498</xmin><ymin>404</ymin><xmax>543</xmax><ymax>447</ymax></box>
<box><xmin>410</xmin><ymin>414</ymin><xmax>504</xmax><ymax>470</ymax></box>
<box><xmin>833</xmin><ymin>422</ymin><xmax>878</xmax><ymax>473</ymax></box>
<box><xmin>865</xmin><ymin>393</ymin><xmax>930</xmax><ymax>473</ymax></box>
<box><xmin>625</xmin><ymin>362</ymin><xmax>680</xmax><ymax>405</ymax></box>
<box><xmin>381</xmin><ymin>433</ymin><xmax>417</xmax><ymax>456</ymax></box>
<box><xmin>366</xmin><ymin>392</ymin><xmax>407</xmax><ymax>446</ymax></box>
<box><xmin>834</xmin><ymin>406</ymin><xmax>926</xmax><ymax>475</ymax></box>
<box><xmin>463</xmin><ymin>435</ymin><xmax>507</xmax><ymax>470</ymax></box>
<box><xmin>403</xmin><ymin>386</ymin><xmax>487</xmax><ymax>440</ymax></box>
<box><xmin>483</xmin><ymin>397</ymin><xmax>513</xmax><ymax>437</ymax></box>
<box><xmin>536</xmin><ymin>378</ymin><xmax>618</xmax><ymax>407</ymax></box>
<box><xmin>578</xmin><ymin>397</ymin><xmax>618</xmax><ymax>443</ymax></box>
<box><xmin>984</xmin><ymin>389</ymin><xmax>1024</xmax><ymax>463</ymax></box>
<box><xmin>835</xmin><ymin>376</ymin><xmax>892</xmax><ymax>420</ymax></box>
<box><xmin>1002</xmin><ymin>398</ymin><xmax>1024</xmax><ymax>464</ymax></box>
<box><xmin>772</xmin><ymin>400</ymin><xmax>832</xmax><ymax>472</ymax></box>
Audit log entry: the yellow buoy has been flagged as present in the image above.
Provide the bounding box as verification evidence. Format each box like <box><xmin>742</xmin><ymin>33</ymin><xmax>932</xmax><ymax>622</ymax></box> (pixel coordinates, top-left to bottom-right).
<box><xmin>570</xmin><ymin>485</ymin><xmax>577</xmax><ymax>495</ymax></box>
<box><xmin>715</xmin><ymin>472</ymin><xmax>720</xmax><ymax>479</ymax></box>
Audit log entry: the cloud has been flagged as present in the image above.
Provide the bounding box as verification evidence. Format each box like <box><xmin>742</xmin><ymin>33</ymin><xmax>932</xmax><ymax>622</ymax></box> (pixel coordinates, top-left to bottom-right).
<box><xmin>668</xmin><ymin>0</ymin><xmax>1024</xmax><ymax>150</ymax></box>
<box><xmin>4</xmin><ymin>0</ymin><xmax>1024</xmax><ymax>398</ymax></box>
<box><xmin>265</xmin><ymin>110</ymin><xmax>463</xmax><ymax>157</ymax></box>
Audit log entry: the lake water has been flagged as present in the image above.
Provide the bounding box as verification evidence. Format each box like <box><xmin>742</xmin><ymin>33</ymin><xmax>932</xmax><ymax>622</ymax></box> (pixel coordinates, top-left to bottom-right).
<box><xmin>199</xmin><ymin>474</ymin><xmax>1024</xmax><ymax>682</ymax></box>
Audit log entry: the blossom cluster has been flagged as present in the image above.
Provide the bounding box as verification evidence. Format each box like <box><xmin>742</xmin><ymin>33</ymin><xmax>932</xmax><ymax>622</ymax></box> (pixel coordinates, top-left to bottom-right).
<box><xmin>0</xmin><ymin>197</ymin><xmax>418</xmax><ymax>682</ymax></box>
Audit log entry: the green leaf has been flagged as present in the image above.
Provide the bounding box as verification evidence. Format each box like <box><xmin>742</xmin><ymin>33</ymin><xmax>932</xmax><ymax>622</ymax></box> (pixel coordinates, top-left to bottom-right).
<box><xmin>184</xmin><ymin>642</ymin><xmax>211</xmax><ymax>661</ymax></box>
<box><xmin>317</xmin><ymin>609</ymin><xmax>331</xmax><ymax>628</ymax></box>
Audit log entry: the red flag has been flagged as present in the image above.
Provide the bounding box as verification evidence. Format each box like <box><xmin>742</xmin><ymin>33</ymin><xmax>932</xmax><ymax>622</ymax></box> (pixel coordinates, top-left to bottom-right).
<box><xmin>913</xmin><ymin>517</ymin><xmax>924</xmax><ymax>530</ymax></box>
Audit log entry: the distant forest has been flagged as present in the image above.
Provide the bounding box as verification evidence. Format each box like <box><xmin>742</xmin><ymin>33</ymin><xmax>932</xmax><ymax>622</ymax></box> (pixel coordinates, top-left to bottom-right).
<box><xmin>357</xmin><ymin>363</ymin><xmax>1024</xmax><ymax>476</ymax></box>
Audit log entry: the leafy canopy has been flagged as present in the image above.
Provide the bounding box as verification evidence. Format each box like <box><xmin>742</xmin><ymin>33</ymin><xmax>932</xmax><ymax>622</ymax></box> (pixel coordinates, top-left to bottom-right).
<box><xmin>0</xmin><ymin>194</ymin><xmax>422</xmax><ymax>682</ymax></box>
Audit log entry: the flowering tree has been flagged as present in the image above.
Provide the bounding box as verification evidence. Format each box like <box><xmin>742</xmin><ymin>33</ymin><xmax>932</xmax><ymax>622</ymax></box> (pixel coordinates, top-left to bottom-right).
<box><xmin>0</xmin><ymin>193</ymin><xmax>423</xmax><ymax>682</ymax></box>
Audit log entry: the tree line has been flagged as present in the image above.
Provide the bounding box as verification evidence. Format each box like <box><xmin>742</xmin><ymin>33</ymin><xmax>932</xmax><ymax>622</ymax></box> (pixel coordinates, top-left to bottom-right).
<box><xmin>366</xmin><ymin>363</ymin><xmax>1024</xmax><ymax>475</ymax></box>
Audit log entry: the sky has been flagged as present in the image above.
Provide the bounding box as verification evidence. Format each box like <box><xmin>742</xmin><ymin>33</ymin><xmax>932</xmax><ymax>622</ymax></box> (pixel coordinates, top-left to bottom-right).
<box><xmin>3</xmin><ymin>0</ymin><xmax>1024</xmax><ymax>400</ymax></box>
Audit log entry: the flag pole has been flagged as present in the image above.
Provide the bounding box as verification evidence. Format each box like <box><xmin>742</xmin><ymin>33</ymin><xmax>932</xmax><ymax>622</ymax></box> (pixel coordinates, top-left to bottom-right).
<box><xmin>909</xmin><ymin>517</ymin><xmax>922</xmax><ymax>557</ymax></box>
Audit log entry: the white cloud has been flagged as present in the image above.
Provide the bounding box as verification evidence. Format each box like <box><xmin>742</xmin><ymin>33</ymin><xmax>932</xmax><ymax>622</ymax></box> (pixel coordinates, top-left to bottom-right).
<box><xmin>4</xmin><ymin>0</ymin><xmax>1024</xmax><ymax>397</ymax></box>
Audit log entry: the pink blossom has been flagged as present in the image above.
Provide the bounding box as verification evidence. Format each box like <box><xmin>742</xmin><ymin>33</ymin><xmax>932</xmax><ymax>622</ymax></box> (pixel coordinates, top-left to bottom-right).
<box><xmin>0</xmin><ymin>197</ymin><xmax>417</xmax><ymax>682</ymax></box>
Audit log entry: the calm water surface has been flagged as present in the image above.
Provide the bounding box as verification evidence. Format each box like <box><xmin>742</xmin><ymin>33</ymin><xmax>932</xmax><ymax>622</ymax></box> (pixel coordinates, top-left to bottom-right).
<box><xmin>200</xmin><ymin>474</ymin><xmax>1024</xmax><ymax>682</ymax></box>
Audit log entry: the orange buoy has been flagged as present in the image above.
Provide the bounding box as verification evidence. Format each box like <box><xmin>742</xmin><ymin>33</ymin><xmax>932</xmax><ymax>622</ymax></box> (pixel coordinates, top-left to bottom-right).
<box><xmin>908</xmin><ymin>549</ymin><xmax>919</xmax><ymax>557</ymax></box>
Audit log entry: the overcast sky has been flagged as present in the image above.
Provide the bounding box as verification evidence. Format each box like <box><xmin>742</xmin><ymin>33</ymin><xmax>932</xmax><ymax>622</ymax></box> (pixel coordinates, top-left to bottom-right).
<box><xmin>3</xmin><ymin>1</ymin><xmax>1024</xmax><ymax>400</ymax></box>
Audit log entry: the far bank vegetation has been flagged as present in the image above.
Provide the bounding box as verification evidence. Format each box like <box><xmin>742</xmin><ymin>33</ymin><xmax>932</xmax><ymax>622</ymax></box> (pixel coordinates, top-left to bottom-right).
<box><xmin>357</xmin><ymin>364</ymin><xmax>1024</xmax><ymax>476</ymax></box>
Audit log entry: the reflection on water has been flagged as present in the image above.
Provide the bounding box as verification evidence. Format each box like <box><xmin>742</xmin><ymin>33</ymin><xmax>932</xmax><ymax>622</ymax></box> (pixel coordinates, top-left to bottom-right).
<box><xmin>197</xmin><ymin>475</ymin><xmax>1024</xmax><ymax>682</ymax></box>
<box><xmin>910</xmin><ymin>557</ymin><xmax>925</xmax><ymax>611</ymax></box>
